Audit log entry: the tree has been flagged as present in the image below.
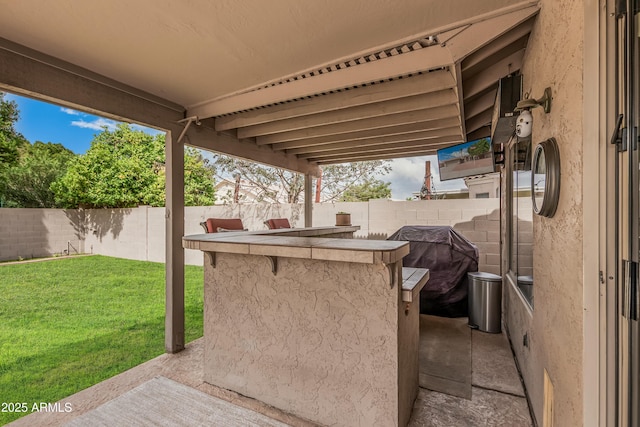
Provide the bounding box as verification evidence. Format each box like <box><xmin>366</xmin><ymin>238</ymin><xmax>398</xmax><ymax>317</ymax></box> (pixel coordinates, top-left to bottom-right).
<box><xmin>340</xmin><ymin>179</ymin><xmax>391</xmax><ymax>202</ymax></box>
<box><xmin>1</xmin><ymin>141</ymin><xmax>75</xmax><ymax>208</ymax></box>
<box><xmin>213</xmin><ymin>156</ymin><xmax>304</xmax><ymax>203</ymax></box>
<box><xmin>52</xmin><ymin>124</ymin><xmax>216</xmax><ymax>208</ymax></box>
<box><xmin>184</xmin><ymin>148</ymin><xmax>218</xmax><ymax>206</ymax></box>
<box><xmin>0</xmin><ymin>92</ymin><xmax>30</xmax><ymax>206</ymax></box>
<box><xmin>318</xmin><ymin>161</ymin><xmax>392</xmax><ymax>202</ymax></box>
<box><xmin>213</xmin><ymin>156</ymin><xmax>392</xmax><ymax>203</ymax></box>
<box><xmin>0</xmin><ymin>92</ymin><xmax>28</xmax><ymax>167</ymax></box>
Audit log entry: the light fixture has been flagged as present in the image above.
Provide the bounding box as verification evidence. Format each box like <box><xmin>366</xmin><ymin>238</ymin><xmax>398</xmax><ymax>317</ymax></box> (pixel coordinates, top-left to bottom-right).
<box><xmin>515</xmin><ymin>87</ymin><xmax>552</xmax><ymax>113</ymax></box>
<box><xmin>513</xmin><ymin>87</ymin><xmax>552</xmax><ymax>138</ymax></box>
<box><xmin>516</xmin><ymin>110</ymin><xmax>533</xmax><ymax>138</ymax></box>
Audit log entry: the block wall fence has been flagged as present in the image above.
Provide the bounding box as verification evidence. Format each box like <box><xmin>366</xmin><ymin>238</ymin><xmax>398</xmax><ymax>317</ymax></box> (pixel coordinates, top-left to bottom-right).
<box><xmin>0</xmin><ymin>199</ymin><xmax>501</xmax><ymax>274</ymax></box>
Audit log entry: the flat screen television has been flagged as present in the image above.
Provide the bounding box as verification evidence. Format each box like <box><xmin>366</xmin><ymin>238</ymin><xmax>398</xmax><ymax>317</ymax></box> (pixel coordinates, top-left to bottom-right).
<box><xmin>436</xmin><ymin>137</ymin><xmax>495</xmax><ymax>181</ymax></box>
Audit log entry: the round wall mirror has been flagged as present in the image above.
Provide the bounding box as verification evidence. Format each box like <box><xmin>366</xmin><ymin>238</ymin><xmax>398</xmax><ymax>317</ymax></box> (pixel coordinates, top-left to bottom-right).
<box><xmin>531</xmin><ymin>137</ymin><xmax>560</xmax><ymax>217</ymax></box>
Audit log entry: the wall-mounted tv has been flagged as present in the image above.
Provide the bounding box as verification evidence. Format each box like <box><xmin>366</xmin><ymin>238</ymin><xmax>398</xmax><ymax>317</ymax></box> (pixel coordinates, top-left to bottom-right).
<box><xmin>437</xmin><ymin>137</ymin><xmax>495</xmax><ymax>181</ymax></box>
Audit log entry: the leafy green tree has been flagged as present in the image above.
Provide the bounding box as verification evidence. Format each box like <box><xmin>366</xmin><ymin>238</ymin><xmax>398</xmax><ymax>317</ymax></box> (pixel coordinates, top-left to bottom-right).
<box><xmin>1</xmin><ymin>142</ymin><xmax>75</xmax><ymax>207</ymax></box>
<box><xmin>184</xmin><ymin>149</ymin><xmax>218</xmax><ymax>206</ymax></box>
<box><xmin>340</xmin><ymin>179</ymin><xmax>391</xmax><ymax>202</ymax></box>
<box><xmin>0</xmin><ymin>93</ymin><xmax>28</xmax><ymax>167</ymax></box>
<box><xmin>213</xmin><ymin>156</ymin><xmax>392</xmax><ymax>203</ymax></box>
<box><xmin>52</xmin><ymin>124</ymin><xmax>215</xmax><ymax>208</ymax></box>
<box><xmin>0</xmin><ymin>93</ymin><xmax>30</xmax><ymax>206</ymax></box>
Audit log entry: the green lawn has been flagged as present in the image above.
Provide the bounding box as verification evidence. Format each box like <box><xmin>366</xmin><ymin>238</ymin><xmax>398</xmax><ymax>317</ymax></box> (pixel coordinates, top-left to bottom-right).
<box><xmin>0</xmin><ymin>255</ymin><xmax>204</xmax><ymax>425</ymax></box>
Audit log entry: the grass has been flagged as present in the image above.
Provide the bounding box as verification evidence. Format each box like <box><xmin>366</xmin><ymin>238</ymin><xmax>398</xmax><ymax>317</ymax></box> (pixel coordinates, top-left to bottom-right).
<box><xmin>0</xmin><ymin>255</ymin><xmax>204</xmax><ymax>425</ymax></box>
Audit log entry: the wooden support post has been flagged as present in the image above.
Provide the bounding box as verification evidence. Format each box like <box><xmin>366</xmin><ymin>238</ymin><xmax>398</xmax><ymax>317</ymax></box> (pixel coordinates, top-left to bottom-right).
<box><xmin>304</xmin><ymin>173</ymin><xmax>313</xmax><ymax>227</ymax></box>
<box><xmin>165</xmin><ymin>130</ymin><xmax>185</xmax><ymax>353</ymax></box>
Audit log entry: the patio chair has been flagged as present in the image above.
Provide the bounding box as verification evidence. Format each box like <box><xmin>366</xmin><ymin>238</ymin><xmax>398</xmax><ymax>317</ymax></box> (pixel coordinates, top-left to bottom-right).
<box><xmin>200</xmin><ymin>218</ymin><xmax>246</xmax><ymax>233</ymax></box>
<box><xmin>264</xmin><ymin>218</ymin><xmax>291</xmax><ymax>230</ymax></box>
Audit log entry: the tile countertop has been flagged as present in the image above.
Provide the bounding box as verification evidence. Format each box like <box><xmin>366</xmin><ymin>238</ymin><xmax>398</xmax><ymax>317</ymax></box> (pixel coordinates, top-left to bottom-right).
<box><xmin>182</xmin><ymin>226</ymin><xmax>409</xmax><ymax>265</ymax></box>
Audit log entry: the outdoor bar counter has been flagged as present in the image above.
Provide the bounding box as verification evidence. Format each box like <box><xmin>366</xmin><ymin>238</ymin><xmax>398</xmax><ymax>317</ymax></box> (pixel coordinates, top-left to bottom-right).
<box><xmin>183</xmin><ymin>226</ymin><xmax>428</xmax><ymax>426</ymax></box>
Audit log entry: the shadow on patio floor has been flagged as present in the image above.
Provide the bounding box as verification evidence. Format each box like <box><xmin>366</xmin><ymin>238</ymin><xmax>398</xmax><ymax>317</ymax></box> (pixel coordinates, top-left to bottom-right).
<box><xmin>410</xmin><ymin>315</ymin><xmax>532</xmax><ymax>426</ymax></box>
<box><xmin>9</xmin><ymin>317</ymin><xmax>532</xmax><ymax>427</ymax></box>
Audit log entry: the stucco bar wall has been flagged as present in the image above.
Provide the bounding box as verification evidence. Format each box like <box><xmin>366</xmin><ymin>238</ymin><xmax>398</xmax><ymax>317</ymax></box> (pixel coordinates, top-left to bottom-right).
<box><xmin>186</xmin><ymin>230</ymin><xmax>417</xmax><ymax>427</ymax></box>
<box><xmin>502</xmin><ymin>0</ymin><xmax>584</xmax><ymax>425</ymax></box>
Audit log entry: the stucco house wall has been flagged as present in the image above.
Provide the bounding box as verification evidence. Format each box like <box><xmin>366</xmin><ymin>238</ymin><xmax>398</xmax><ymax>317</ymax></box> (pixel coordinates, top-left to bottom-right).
<box><xmin>502</xmin><ymin>0</ymin><xmax>584</xmax><ymax>424</ymax></box>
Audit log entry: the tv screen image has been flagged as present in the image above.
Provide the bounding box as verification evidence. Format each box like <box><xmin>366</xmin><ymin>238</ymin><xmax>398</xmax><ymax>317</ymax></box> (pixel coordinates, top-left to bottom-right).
<box><xmin>437</xmin><ymin>137</ymin><xmax>494</xmax><ymax>181</ymax></box>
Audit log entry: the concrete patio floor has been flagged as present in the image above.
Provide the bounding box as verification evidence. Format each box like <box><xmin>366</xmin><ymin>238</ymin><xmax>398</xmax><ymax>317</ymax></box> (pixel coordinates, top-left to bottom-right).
<box><xmin>8</xmin><ymin>317</ymin><xmax>532</xmax><ymax>427</ymax></box>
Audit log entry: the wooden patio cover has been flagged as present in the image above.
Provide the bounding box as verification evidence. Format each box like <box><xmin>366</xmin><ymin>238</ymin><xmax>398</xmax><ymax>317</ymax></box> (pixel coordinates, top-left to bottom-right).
<box><xmin>0</xmin><ymin>0</ymin><xmax>538</xmax><ymax>351</ymax></box>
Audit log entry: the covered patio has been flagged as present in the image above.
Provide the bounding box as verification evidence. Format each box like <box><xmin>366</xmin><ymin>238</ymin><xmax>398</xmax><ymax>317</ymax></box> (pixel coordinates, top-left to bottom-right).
<box><xmin>0</xmin><ymin>0</ymin><xmax>537</xmax><ymax>352</ymax></box>
<box><xmin>1</xmin><ymin>0</ymin><xmax>607</xmax><ymax>425</ymax></box>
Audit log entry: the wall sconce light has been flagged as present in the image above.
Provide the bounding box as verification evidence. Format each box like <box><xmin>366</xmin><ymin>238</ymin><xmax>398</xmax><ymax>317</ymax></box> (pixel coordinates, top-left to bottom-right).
<box><xmin>514</xmin><ymin>87</ymin><xmax>552</xmax><ymax>138</ymax></box>
<box><xmin>515</xmin><ymin>110</ymin><xmax>533</xmax><ymax>138</ymax></box>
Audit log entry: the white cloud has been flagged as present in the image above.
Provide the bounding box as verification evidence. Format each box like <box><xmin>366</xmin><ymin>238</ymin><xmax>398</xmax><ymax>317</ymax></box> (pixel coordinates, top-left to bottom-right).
<box><xmin>70</xmin><ymin>117</ymin><xmax>118</xmax><ymax>131</ymax></box>
<box><xmin>60</xmin><ymin>107</ymin><xmax>81</xmax><ymax>115</ymax></box>
<box><xmin>376</xmin><ymin>156</ymin><xmax>467</xmax><ymax>200</ymax></box>
<box><xmin>69</xmin><ymin>114</ymin><xmax>165</xmax><ymax>135</ymax></box>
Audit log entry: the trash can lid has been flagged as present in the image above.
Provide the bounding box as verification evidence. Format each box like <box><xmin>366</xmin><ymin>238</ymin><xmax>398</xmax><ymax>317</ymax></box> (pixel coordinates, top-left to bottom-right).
<box><xmin>468</xmin><ymin>271</ymin><xmax>502</xmax><ymax>282</ymax></box>
<box><xmin>517</xmin><ymin>275</ymin><xmax>533</xmax><ymax>285</ymax></box>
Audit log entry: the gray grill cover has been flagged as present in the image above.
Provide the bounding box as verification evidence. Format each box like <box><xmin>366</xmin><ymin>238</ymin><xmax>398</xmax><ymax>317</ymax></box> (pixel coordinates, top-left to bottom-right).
<box><xmin>388</xmin><ymin>226</ymin><xmax>479</xmax><ymax>317</ymax></box>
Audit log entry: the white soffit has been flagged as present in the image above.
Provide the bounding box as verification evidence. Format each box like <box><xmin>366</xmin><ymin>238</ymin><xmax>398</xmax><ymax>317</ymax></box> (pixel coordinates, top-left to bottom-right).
<box><xmin>201</xmin><ymin>5</ymin><xmax>538</xmax><ymax>164</ymax></box>
<box><xmin>0</xmin><ymin>0</ymin><xmax>539</xmax><ymax>166</ymax></box>
<box><xmin>0</xmin><ymin>0</ymin><xmax>529</xmax><ymax>107</ymax></box>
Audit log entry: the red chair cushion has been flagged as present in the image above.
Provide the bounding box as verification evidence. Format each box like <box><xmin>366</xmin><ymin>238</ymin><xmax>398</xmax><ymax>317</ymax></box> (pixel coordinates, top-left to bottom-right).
<box><xmin>204</xmin><ymin>218</ymin><xmax>244</xmax><ymax>233</ymax></box>
<box><xmin>266</xmin><ymin>218</ymin><xmax>291</xmax><ymax>229</ymax></box>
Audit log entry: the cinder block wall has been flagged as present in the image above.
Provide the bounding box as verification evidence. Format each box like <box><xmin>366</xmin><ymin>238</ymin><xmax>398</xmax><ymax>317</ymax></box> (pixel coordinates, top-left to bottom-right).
<box><xmin>0</xmin><ymin>208</ymin><xmax>82</xmax><ymax>261</ymax></box>
<box><xmin>82</xmin><ymin>207</ymin><xmax>148</xmax><ymax>261</ymax></box>
<box><xmin>312</xmin><ymin>199</ymin><xmax>500</xmax><ymax>273</ymax></box>
<box><xmin>0</xmin><ymin>200</ymin><xmax>501</xmax><ymax>274</ymax></box>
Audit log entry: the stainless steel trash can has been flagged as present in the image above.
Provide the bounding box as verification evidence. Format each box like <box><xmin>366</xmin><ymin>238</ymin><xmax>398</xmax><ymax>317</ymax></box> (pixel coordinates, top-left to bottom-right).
<box><xmin>468</xmin><ymin>272</ymin><xmax>502</xmax><ymax>333</ymax></box>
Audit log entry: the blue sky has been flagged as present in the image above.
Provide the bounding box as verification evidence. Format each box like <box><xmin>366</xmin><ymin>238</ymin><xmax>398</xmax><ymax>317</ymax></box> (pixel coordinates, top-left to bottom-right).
<box><xmin>5</xmin><ymin>93</ymin><xmax>466</xmax><ymax>199</ymax></box>
<box><xmin>6</xmin><ymin>93</ymin><xmax>162</xmax><ymax>154</ymax></box>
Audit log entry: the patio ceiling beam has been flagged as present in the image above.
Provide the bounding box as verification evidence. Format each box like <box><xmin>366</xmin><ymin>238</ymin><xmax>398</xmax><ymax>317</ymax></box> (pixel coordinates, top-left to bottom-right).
<box><xmin>0</xmin><ymin>39</ymin><xmax>184</xmax><ymax>130</ymax></box>
<box><xmin>461</xmin><ymin>23</ymin><xmax>532</xmax><ymax>74</ymax></box>
<box><xmin>187</xmin><ymin>45</ymin><xmax>455</xmax><ymax>119</ymax></box>
<box><xmin>316</xmin><ymin>149</ymin><xmax>440</xmax><ymax>165</ymax></box>
<box><xmin>445</xmin><ymin>6</ymin><xmax>539</xmax><ymax>62</ymax></box>
<box><xmin>452</xmin><ymin>63</ymin><xmax>467</xmax><ymax>138</ymax></box>
<box><xmin>0</xmin><ymin>42</ymin><xmax>320</xmax><ymax>177</ymax></box>
<box><xmin>268</xmin><ymin>117</ymin><xmax>461</xmax><ymax>150</ymax></box>
<box><xmin>237</xmin><ymin>89</ymin><xmax>457</xmax><ymax>138</ymax></box>
<box><xmin>285</xmin><ymin>127</ymin><xmax>462</xmax><ymax>155</ymax></box>
<box><xmin>465</xmin><ymin>109</ymin><xmax>493</xmax><ymax>134</ymax></box>
<box><xmin>214</xmin><ymin>70</ymin><xmax>456</xmax><ymax>131</ymax></box>
<box><xmin>467</xmin><ymin>127</ymin><xmax>491</xmax><ymax>142</ymax></box>
<box><xmin>464</xmin><ymin>89</ymin><xmax>496</xmax><ymax>119</ymax></box>
<box><xmin>299</xmin><ymin>136</ymin><xmax>462</xmax><ymax>160</ymax></box>
<box><xmin>256</xmin><ymin>104</ymin><xmax>460</xmax><ymax>145</ymax></box>
<box><xmin>462</xmin><ymin>49</ymin><xmax>525</xmax><ymax>100</ymax></box>
<box><xmin>182</xmin><ymin>125</ymin><xmax>320</xmax><ymax>177</ymax></box>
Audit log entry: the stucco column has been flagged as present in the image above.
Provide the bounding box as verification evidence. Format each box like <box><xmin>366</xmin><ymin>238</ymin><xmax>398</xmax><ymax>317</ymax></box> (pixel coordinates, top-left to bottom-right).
<box><xmin>165</xmin><ymin>130</ymin><xmax>185</xmax><ymax>353</ymax></box>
